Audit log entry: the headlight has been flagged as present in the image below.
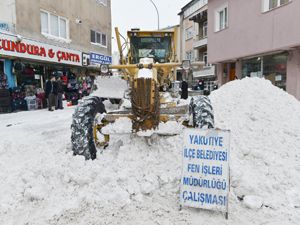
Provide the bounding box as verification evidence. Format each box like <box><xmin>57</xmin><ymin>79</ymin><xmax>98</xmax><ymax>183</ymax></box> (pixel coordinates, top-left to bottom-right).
<box><xmin>100</xmin><ymin>64</ymin><xmax>109</xmax><ymax>74</ymax></box>
<box><xmin>182</xmin><ymin>60</ymin><xmax>191</xmax><ymax>71</ymax></box>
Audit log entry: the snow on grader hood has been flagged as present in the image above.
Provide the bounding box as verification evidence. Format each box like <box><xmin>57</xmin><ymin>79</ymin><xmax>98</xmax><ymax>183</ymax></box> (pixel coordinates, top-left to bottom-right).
<box><xmin>71</xmin><ymin>28</ymin><xmax>214</xmax><ymax>160</ymax></box>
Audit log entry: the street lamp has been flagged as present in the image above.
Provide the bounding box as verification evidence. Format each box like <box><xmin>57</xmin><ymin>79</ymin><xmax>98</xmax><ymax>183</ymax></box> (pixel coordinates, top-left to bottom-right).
<box><xmin>149</xmin><ymin>0</ymin><xmax>160</xmax><ymax>30</ymax></box>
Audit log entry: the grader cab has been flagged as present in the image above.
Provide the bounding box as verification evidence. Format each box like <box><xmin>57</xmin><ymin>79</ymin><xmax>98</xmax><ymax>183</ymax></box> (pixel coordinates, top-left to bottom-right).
<box><xmin>71</xmin><ymin>28</ymin><xmax>214</xmax><ymax>160</ymax></box>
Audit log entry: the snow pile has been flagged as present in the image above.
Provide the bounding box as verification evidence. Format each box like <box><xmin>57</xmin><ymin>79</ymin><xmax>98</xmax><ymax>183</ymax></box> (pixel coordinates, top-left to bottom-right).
<box><xmin>92</xmin><ymin>76</ymin><xmax>128</xmax><ymax>99</ymax></box>
<box><xmin>156</xmin><ymin>121</ymin><xmax>184</xmax><ymax>135</ymax></box>
<box><xmin>210</xmin><ymin>77</ymin><xmax>300</xmax><ymax>214</ymax></box>
<box><xmin>102</xmin><ymin>117</ymin><xmax>132</xmax><ymax>134</ymax></box>
<box><xmin>0</xmin><ymin>77</ymin><xmax>299</xmax><ymax>225</ymax></box>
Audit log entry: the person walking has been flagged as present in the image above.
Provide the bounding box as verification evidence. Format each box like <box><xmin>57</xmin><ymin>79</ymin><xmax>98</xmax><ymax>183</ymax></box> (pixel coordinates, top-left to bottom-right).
<box><xmin>56</xmin><ymin>76</ymin><xmax>64</xmax><ymax>109</ymax></box>
<box><xmin>181</xmin><ymin>79</ymin><xmax>188</xmax><ymax>100</ymax></box>
<box><xmin>45</xmin><ymin>75</ymin><xmax>58</xmax><ymax>111</ymax></box>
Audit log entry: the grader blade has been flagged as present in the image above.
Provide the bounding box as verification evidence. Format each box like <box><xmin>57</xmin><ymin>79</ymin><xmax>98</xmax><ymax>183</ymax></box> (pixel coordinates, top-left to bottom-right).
<box><xmin>131</xmin><ymin>78</ymin><xmax>160</xmax><ymax>132</ymax></box>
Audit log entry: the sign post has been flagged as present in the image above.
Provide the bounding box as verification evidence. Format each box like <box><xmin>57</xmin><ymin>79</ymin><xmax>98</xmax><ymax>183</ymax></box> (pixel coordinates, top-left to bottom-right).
<box><xmin>180</xmin><ymin>128</ymin><xmax>230</xmax><ymax>217</ymax></box>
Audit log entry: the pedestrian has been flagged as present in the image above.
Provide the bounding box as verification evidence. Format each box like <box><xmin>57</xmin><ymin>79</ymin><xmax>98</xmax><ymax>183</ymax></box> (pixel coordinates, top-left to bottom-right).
<box><xmin>181</xmin><ymin>79</ymin><xmax>188</xmax><ymax>99</ymax></box>
<box><xmin>56</xmin><ymin>76</ymin><xmax>64</xmax><ymax>109</ymax></box>
<box><xmin>198</xmin><ymin>79</ymin><xmax>205</xmax><ymax>90</ymax></box>
<box><xmin>45</xmin><ymin>75</ymin><xmax>58</xmax><ymax>111</ymax></box>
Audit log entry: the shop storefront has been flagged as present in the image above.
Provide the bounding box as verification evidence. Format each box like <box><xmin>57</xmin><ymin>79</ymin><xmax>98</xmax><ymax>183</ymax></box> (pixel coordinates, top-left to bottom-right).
<box><xmin>241</xmin><ymin>52</ymin><xmax>288</xmax><ymax>90</ymax></box>
<box><xmin>0</xmin><ymin>32</ymin><xmax>93</xmax><ymax>112</ymax></box>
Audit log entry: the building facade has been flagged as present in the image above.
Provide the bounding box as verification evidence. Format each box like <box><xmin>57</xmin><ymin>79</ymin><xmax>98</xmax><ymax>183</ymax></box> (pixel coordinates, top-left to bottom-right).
<box><xmin>0</xmin><ymin>0</ymin><xmax>112</xmax><ymax>89</ymax></box>
<box><xmin>208</xmin><ymin>0</ymin><xmax>300</xmax><ymax>100</ymax></box>
<box><xmin>179</xmin><ymin>0</ymin><xmax>216</xmax><ymax>90</ymax></box>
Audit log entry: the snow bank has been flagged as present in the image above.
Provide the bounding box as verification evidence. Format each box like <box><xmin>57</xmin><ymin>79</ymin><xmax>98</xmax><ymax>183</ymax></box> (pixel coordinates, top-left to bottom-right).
<box><xmin>0</xmin><ymin>77</ymin><xmax>299</xmax><ymax>225</ymax></box>
<box><xmin>210</xmin><ymin>77</ymin><xmax>300</xmax><ymax>213</ymax></box>
<box><xmin>92</xmin><ymin>76</ymin><xmax>128</xmax><ymax>99</ymax></box>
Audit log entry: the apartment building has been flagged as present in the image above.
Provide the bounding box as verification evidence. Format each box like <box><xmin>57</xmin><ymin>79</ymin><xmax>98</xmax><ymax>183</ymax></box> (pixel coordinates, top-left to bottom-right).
<box><xmin>0</xmin><ymin>0</ymin><xmax>112</xmax><ymax>89</ymax></box>
<box><xmin>179</xmin><ymin>0</ymin><xmax>216</xmax><ymax>90</ymax></box>
<box><xmin>208</xmin><ymin>0</ymin><xmax>300</xmax><ymax>100</ymax></box>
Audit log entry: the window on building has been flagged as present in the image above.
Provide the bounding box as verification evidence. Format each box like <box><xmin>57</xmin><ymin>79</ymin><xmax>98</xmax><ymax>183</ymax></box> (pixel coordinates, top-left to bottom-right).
<box><xmin>91</xmin><ymin>30</ymin><xmax>96</xmax><ymax>43</ymax></box>
<box><xmin>40</xmin><ymin>11</ymin><xmax>69</xmax><ymax>40</ymax></box>
<box><xmin>185</xmin><ymin>27</ymin><xmax>194</xmax><ymax>40</ymax></box>
<box><xmin>96</xmin><ymin>0</ymin><xmax>107</xmax><ymax>6</ymax></box>
<box><xmin>59</xmin><ymin>18</ymin><xmax>67</xmax><ymax>39</ymax></box>
<box><xmin>102</xmin><ymin>34</ymin><xmax>107</xmax><ymax>46</ymax></box>
<box><xmin>215</xmin><ymin>4</ymin><xmax>228</xmax><ymax>32</ymax></box>
<box><xmin>50</xmin><ymin>15</ymin><xmax>59</xmax><ymax>37</ymax></box>
<box><xmin>203</xmin><ymin>22</ymin><xmax>208</xmax><ymax>38</ymax></box>
<box><xmin>203</xmin><ymin>52</ymin><xmax>208</xmax><ymax>66</ymax></box>
<box><xmin>185</xmin><ymin>51</ymin><xmax>194</xmax><ymax>61</ymax></box>
<box><xmin>91</xmin><ymin>30</ymin><xmax>107</xmax><ymax>47</ymax></box>
<box><xmin>194</xmin><ymin>23</ymin><xmax>199</xmax><ymax>36</ymax></box>
<box><xmin>40</xmin><ymin>11</ymin><xmax>48</xmax><ymax>34</ymax></box>
<box><xmin>262</xmin><ymin>0</ymin><xmax>291</xmax><ymax>12</ymax></box>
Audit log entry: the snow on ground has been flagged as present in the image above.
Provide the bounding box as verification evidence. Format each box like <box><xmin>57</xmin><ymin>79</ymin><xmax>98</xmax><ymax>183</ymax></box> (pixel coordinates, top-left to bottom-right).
<box><xmin>0</xmin><ymin>77</ymin><xmax>299</xmax><ymax>225</ymax></box>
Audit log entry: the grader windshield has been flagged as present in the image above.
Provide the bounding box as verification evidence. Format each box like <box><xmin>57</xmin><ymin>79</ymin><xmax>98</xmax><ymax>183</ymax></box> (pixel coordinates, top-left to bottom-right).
<box><xmin>129</xmin><ymin>33</ymin><xmax>173</xmax><ymax>64</ymax></box>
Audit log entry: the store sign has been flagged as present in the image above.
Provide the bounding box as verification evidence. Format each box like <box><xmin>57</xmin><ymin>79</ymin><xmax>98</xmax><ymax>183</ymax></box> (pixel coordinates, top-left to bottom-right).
<box><xmin>0</xmin><ymin>23</ymin><xmax>9</xmax><ymax>32</ymax></box>
<box><xmin>0</xmin><ymin>33</ymin><xmax>82</xmax><ymax>66</ymax></box>
<box><xmin>90</xmin><ymin>52</ymin><xmax>112</xmax><ymax>65</ymax></box>
<box><xmin>181</xmin><ymin>129</ymin><xmax>230</xmax><ymax>213</ymax></box>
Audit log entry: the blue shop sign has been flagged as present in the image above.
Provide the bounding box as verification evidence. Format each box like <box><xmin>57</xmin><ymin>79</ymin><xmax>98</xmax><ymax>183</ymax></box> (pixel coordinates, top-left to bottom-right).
<box><xmin>90</xmin><ymin>52</ymin><xmax>112</xmax><ymax>65</ymax></box>
<box><xmin>0</xmin><ymin>23</ymin><xmax>9</xmax><ymax>32</ymax></box>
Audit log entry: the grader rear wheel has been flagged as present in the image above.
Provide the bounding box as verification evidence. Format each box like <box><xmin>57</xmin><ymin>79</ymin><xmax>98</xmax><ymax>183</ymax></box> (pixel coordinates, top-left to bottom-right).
<box><xmin>71</xmin><ymin>96</ymin><xmax>106</xmax><ymax>160</ymax></box>
<box><xmin>190</xmin><ymin>96</ymin><xmax>214</xmax><ymax>129</ymax></box>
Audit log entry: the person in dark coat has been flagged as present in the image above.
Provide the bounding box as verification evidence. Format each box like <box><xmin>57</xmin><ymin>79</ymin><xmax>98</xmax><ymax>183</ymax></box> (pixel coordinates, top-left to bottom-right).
<box><xmin>181</xmin><ymin>80</ymin><xmax>188</xmax><ymax>100</ymax></box>
<box><xmin>198</xmin><ymin>79</ymin><xmax>205</xmax><ymax>90</ymax></box>
<box><xmin>56</xmin><ymin>76</ymin><xmax>64</xmax><ymax>109</ymax></box>
<box><xmin>45</xmin><ymin>75</ymin><xmax>58</xmax><ymax>111</ymax></box>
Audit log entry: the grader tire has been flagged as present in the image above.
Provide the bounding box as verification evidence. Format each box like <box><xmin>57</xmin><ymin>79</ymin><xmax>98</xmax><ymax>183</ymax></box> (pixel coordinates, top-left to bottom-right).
<box><xmin>190</xmin><ymin>96</ymin><xmax>214</xmax><ymax>129</ymax></box>
<box><xmin>71</xmin><ymin>96</ymin><xmax>106</xmax><ymax>160</ymax></box>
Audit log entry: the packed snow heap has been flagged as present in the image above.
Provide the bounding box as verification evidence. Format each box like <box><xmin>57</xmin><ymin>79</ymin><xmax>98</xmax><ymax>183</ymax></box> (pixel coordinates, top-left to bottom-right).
<box><xmin>0</xmin><ymin>77</ymin><xmax>299</xmax><ymax>225</ymax></box>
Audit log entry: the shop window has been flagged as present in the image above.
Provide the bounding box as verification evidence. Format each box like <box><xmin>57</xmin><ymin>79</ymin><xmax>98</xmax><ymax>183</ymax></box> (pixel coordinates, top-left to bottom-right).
<box><xmin>242</xmin><ymin>57</ymin><xmax>263</xmax><ymax>78</ymax></box>
<box><xmin>40</xmin><ymin>10</ymin><xmax>69</xmax><ymax>40</ymax></box>
<box><xmin>0</xmin><ymin>60</ymin><xmax>4</xmax><ymax>73</ymax></box>
<box><xmin>263</xmin><ymin>54</ymin><xmax>287</xmax><ymax>90</ymax></box>
<box><xmin>215</xmin><ymin>4</ymin><xmax>228</xmax><ymax>32</ymax></box>
<box><xmin>262</xmin><ymin>0</ymin><xmax>291</xmax><ymax>12</ymax></box>
<box><xmin>90</xmin><ymin>30</ymin><xmax>107</xmax><ymax>47</ymax></box>
<box><xmin>242</xmin><ymin>53</ymin><xmax>287</xmax><ymax>90</ymax></box>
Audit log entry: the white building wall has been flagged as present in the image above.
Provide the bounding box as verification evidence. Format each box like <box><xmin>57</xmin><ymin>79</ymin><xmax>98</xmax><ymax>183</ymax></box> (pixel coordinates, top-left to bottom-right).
<box><xmin>0</xmin><ymin>0</ymin><xmax>16</xmax><ymax>24</ymax></box>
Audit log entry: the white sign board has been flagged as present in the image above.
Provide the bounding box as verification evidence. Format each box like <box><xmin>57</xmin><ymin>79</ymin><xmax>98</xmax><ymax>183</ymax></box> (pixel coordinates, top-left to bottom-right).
<box><xmin>180</xmin><ymin>129</ymin><xmax>230</xmax><ymax>212</ymax></box>
<box><xmin>0</xmin><ymin>32</ymin><xmax>82</xmax><ymax>66</ymax></box>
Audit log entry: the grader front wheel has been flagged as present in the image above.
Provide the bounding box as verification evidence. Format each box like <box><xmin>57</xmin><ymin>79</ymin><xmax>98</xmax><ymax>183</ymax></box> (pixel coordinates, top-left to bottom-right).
<box><xmin>71</xmin><ymin>96</ymin><xmax>106</xmax><ymax>160</ymax></box>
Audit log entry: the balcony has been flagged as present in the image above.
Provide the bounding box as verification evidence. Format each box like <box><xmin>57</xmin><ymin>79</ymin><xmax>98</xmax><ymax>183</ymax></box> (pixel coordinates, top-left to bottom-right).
<box><xmin>193</xmin><ymin>37</ymin><xmax>207</xmax><ymax>48</ymax></box>
<box><xmin>193</xmin><ymin>65</ymin><xmax>215</xmax><ymax>78</ymax></box>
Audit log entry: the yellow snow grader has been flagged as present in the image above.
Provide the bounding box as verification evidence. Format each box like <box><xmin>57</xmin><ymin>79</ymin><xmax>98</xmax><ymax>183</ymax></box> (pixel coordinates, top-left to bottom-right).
<box><xmin>71</xmin><ymin>28</ymin><xmax>214</xmax><ymax>160</ymax></box>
